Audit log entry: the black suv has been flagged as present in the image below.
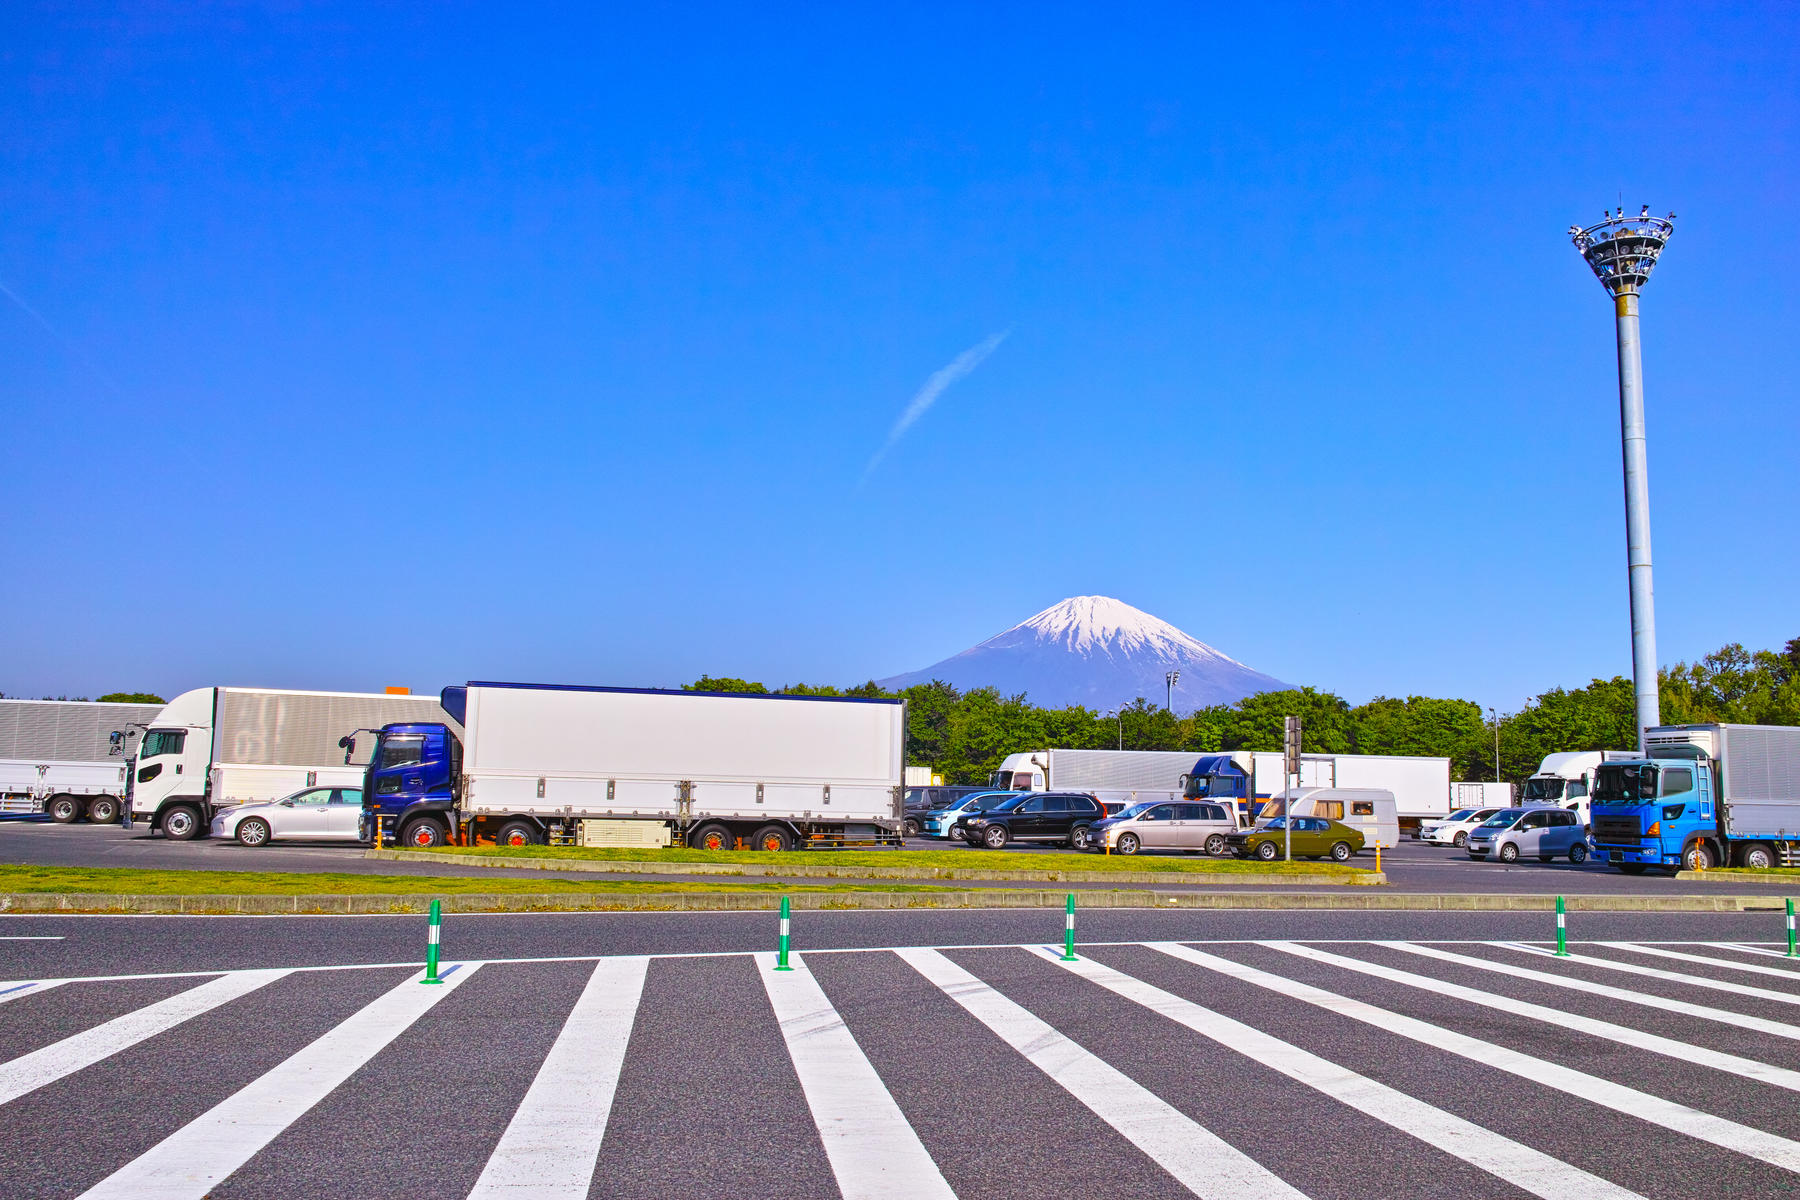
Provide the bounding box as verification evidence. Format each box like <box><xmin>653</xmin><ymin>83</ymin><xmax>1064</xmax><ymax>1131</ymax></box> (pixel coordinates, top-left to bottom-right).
<box><xmin>957</xmin><ymin>792</ymin><xmax>1104</xmax><ymax>849</ymax></box>
<box><xmin>901</xmin><ymin>786</ymin><xmax>994</xmax><ymax>837</ymax></box>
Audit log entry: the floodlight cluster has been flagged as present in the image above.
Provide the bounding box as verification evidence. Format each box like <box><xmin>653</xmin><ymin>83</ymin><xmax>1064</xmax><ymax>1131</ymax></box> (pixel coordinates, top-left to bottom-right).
<box><xmin>1569</xmin><ymin>207</ymin><xmax>1676</xmax><ymax>296</ymax></box>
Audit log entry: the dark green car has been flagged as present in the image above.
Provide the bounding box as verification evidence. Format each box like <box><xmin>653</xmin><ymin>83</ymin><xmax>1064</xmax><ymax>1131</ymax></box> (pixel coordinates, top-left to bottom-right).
<box><xmin>1225</xmin><ymin>816</ymin><xmax>1365</xmax><ymax>862</ymax></box>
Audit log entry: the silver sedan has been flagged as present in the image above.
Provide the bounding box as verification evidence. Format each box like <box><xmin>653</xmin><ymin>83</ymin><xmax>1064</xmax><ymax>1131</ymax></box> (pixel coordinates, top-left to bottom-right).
<box><xmin>211</xmin><ymin>786</ymin><xmax>366</xmax><ymax>846</ymax></box>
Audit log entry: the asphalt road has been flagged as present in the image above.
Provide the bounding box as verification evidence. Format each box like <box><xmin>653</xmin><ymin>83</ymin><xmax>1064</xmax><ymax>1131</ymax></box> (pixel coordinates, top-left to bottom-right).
<box><xmin>4</xmin><ymin>909</ymin><xmax>1800</xmax><ymax>1199</ymax></box>
<box><xmin>5</xmin><ymin>817</ymin><xmax>1798</xmax><ymax>895</ymax></box>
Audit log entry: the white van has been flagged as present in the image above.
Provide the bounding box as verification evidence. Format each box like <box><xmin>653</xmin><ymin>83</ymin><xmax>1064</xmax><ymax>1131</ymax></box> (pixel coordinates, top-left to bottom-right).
<box><xmin>1259</xmin><ymin>787</ymin><xmax>1399</xmax><ymax>849</ymax></box>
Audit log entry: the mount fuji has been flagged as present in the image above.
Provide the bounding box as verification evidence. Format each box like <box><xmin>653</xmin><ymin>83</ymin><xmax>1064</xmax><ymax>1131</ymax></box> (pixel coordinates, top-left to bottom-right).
<box><xmin>877</xmin><ymin>596</ymin><xmax>1291</xmax><ymax>711</ymax></box>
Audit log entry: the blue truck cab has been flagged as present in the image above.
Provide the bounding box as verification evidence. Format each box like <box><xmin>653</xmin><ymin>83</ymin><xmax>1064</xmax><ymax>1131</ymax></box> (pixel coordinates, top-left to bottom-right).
<box><xmin>349</xmin><ymin>721</ymin><xmax>462</xmax><ymax>847</ymax></box>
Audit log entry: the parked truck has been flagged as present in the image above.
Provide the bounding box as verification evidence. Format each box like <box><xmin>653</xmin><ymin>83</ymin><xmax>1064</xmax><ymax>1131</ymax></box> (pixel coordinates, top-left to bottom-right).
<box><xmin>123</xmin><ymin>687</ymin><xmax>456</xmax><ymax>839</ymax></box>
<box><xmin>1183</xmin><ymin>750</ymin><xmax>1453</xmax><ymax>826</ymax></box>
<box><xmin>989</xmin><ymin>750</ymin><xmax>1196</xmax><ymax>808</ymax></box>
<box><xmin>353</xmin><ymin>682</ymin><xmax>906</xmax><ymax>850</ymax></box>
<box><xmin>1521</xmin><ymin>750</ymin><xmax>1636</xmax><ymax>825</ymax></box>
<box><xmin>1590</xmin><ymin>723</ymin><xmax>1800</xmax><ymax>873</ymax></box>
<box><xmin>0</xmin><ymin>699</ymin><xmax>164</xmax><ymax>823</ymax></box>
<box><xmin>1451</xmin><ymin>781</ymin><xmax>1514</xmax><ymax>809</ymax></box>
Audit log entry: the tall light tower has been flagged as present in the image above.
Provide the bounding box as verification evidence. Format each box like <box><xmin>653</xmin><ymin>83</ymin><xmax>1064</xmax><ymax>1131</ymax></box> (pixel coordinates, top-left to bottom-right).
<box><xmin>1570</xmin><ymin>206</ymin><xmax>1676</xmax><ymax>749</ymax></box>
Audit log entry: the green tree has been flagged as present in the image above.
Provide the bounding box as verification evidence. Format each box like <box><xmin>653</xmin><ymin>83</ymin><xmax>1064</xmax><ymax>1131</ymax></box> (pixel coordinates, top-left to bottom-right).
<box><xmin>1352</xmin><ymin>695</ymin><xmax>1487</xmax><ymax>775</ymax></box>
<box><xmin>681</xmin><ymin>676</ymin><xmax>768</xmax><ymax>694</ymax></box>
<box><xmin>98</xmin><ymin>692</ymin><xmax>166</xmax><ymax>704</ymax></box>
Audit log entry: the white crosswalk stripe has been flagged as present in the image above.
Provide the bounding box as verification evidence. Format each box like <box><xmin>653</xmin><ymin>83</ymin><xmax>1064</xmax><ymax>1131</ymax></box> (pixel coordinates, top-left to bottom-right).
<box><xmin>0</xmin><ymin>980</ymin><xmax>64</xmax><ymax>1006</ymax></box>
<box><xmin>1606</xmin><ymin>941</ymin><xmax>1800</xmax><ymax>980</ymax></box>
<box><xmin>899</xmin><ymin>946</ymin><xmax>1306</xmax><ymax>1200</ymax></box>
<box><xmin>1723</xmin><ymin>943</ymin><xmax>1800</xmax><ymax>964</ymax></box>
<box><xmin>76</xmin><ymin>964</ymin><xmax>480</xmax><ymax>1200</ymax></box>
<box><xmin>466</xmin><ymin>956</ymin><xmax>650</xmax><ymax>1200</ymax></box>
<box><xmin>1495</xmin><ymin>940</ymin><xmax>1800</xmax><ymax>1008</ymax></box>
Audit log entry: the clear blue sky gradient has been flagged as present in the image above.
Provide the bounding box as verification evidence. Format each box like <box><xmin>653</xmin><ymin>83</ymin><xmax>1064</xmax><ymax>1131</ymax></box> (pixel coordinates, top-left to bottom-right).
<box><xmin>3</xmin><ymin>3</ymin><xmax>1795</xmax><ymax>713</ymax></box>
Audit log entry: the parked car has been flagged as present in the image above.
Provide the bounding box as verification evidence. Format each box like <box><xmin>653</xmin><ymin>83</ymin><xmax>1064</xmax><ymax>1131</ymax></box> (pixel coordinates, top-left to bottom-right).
<box><xmin>210</xmin><ymin>786</ymin><xmax>366</xmax><ymax>846</ymax></box>
<box><xmin>957</xmin><ymin>792</ymin><xmax>1104</xmax><ymax>849</ymax></box>
<box><xmin>902</xmin><ymin>785</ymin><xmax>994</xmax><ymax>837</ymax></box>
<box><xmin>1085</xmin><ymin>800</ymin><xmax>1240</xmax><ymax>856</ymax></box>
<box><xmin>1466</xmin><ymin>807</ymin><xmax>1589</xmax><ymax>864</ymax></box>
<box><xmin>922</xmin><ymin>790</ymin><xmax>1015</xmax><ymax>839</ymax></box>
<box><xmin>1225</xmin><ymin>816</ymin><xmax>1365</xmax><ymax>862</ymax></box>
<box><xmin>1417</xmin><ymin>807</ymin><xmax>1503</xmax><ymax>848</ymax></box>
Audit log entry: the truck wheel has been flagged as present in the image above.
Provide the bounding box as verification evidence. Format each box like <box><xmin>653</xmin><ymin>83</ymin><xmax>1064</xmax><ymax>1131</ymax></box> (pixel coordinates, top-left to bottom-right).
<box><xmin>162</xmin><ymin>805</ymin><xmax>202</xmax><ymax>841</ymax></box>
<box><xmin>494</xmin><ymin>821</ymin><xmax>539</xmax><ymax>848</ymax></box>
<box><xmin>1683</xmin><ymin>842</ymin><xmax>1715</xmax><ymax>871</ymax></box>
<box><xmin>1255</xmin><ymin>840</ymin><xmax>1280</xmax><ymax>862</ymax></box>
<box><xmin>48</xmin><ymin>795</ymin><xmax>82</xmax><ymax>823</ymax></box>
<box><xmin>902</xmin><ymin>818</ymin><xmax>920</xmax><ymax>838</ymax></box>
<box><xmin>401</xmin><ymin>819</ymin><xmax>446</xmax><ymax>848</ymax></box>
<box><xmin>1204</xmin><ymin>833</ymin><xmax>1227</xmax><ymax>855</ymax></box>
<box><xmin>750</xmin><ymin>825</ymin><xmax>793</xmax><ymax>852</ymax></box>
<box><xmin>86</xmin><ymin>796</ymin><xmax>119</xmax><ymax>824</ymax></box>
<box><xmin>1330</xmin><ymin>841</ymin><xmax>1353</xmax><ymax>862</ymax></box>
<box><xmin>1740</xmin><ymin>844</ymin><xmax>1776</xmax><ymax>869</ymax></box>
<box><xmin>1569</xmin><ymin>843</ymin><xmax>1589</xmax><ymax>864</ymax></box>
<box><xmin>690</xmin><ymin>823</ymin><xmax>734</xmax><ymax>851</ymax></box>
<box><xmin>237</xmin><ymin>818</ymin><xmax>271</xmax><ymax>847</ymax></box>
<box><xmin>982</xmin><ymin>825</ymin><xmax>1010</xmax><ymax>849</ymax></box>
<box><xmin>1498</xmin><ymin>843</ymin><xmax>1519</xmax><ymax>864</ymax></box>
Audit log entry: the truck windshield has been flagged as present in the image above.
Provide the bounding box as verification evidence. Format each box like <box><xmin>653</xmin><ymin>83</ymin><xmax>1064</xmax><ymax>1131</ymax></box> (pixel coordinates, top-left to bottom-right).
<box><xmin>1184</xmin><ymin>777</ymin><xmax>1213</xmax><ymax>799</ymax></box>
<box><xmin>1522</xmin><ymin>778</ymin><xmax>1565</xmax><ymax>802</ymax></box>
<box><xmin>1593</xmin><ymin>763</ymin><xmax>1656</xmax><ymax>806</ymax></box>
<box><xmin>378</xmin><ymin>735</ymin><xmax>424</xmax><ymax>769</ymax></box>
<box><xmin>139</xmin><ymin>730</ymin><xmax>186</xmax><ymax>758</ymax></box>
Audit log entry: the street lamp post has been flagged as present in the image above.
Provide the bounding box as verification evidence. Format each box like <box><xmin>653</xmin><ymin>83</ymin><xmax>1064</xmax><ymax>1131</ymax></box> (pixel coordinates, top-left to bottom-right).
<box><xmin>1489</xmin><ymin>707</ymin><xmax>1500</xmax><ymax>784</ymax></box>
<box><xmin>1165</xmin><ymin>670</ymin><xmax>1180</xmax><ymax>713</ymax></box>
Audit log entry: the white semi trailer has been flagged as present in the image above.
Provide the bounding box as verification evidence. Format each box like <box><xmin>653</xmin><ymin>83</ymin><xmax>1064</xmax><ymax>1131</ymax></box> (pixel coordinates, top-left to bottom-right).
<box><xmin>356</xmin><ymin>682</ymin><xmax>907</xmax><ymax>850</ymax></box>
<box><xmin>989</xmin><ymin>749</ymin><xmax>1196</xmax><ymax>808</ymax></box>
<box><xmin>0</xmin><ymin>699</ymin><xmax>164</xmax><ymax>823</ymax></box>
<box><xmin>1184</xmin><ymin>749</ymin><xmax>1453</xmax><ymax>824</ymax></box>
<box><xmin>124</xmin><ymin>687</ymin><xmax>456</xmax><ymax>840</ymax></box>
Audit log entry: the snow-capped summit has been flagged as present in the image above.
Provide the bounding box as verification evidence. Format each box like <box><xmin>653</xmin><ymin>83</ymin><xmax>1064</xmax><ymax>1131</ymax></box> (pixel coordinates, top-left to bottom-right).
<box><xmin>877</xmin><ymin>596</ymin><xmax>1289</xmax><ymax>711</ymax></box>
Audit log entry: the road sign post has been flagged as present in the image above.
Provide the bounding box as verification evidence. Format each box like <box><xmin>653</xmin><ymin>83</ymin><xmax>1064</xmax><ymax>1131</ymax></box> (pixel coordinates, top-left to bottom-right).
<box><xmin>1283</xmin><ymin>716</ymin><xmax>1302</xmax><ymax>863</ymax></box>
<box><xmin>422</xmin><ymin>899</ymin><xmax>444</xmax><ymax>984</ymax></box>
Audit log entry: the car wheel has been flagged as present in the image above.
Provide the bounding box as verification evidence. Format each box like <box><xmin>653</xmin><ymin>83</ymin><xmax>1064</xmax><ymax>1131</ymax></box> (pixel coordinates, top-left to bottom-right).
<box><xmin>902</xmin><ymin>818</ymin><xmax>920</xmax><ymax>838</ymax></box>
<box><xmin>1255</xmin><ymin>840</ymin><xmax>1280</xmax><ymax>862</ymax></box>
<box><xmin>236</xmin><ymin>818</ymin><xmax>271</xmax><ymax>847</ymax></box>
<box><xmin>1569</xmin><ymin>843</ymin><xmax>1589</xmax><ymax>864</ymax></box>
<box><xmin>1067</xmin><ymin>824</ymin><xmax>1090</xmax><ymax>850</ymax></box>
<box><xmin>401</xmin><ymin>818</ymin><xmax>446</xmax><ymax>848</ymax></box>
<box><xmin>1741</xmin><ymin>843</ymin><xmax>1776</xmax><ymax>869</ymax></box>
<box><xmin>495</xmin><ymin>820</ymin><xmax>539</xmax><ymax>848</ymax></box>
<box><xmin>1683</xmin><ymin>841</ymin><xmax>1715</xmax><ymax>871</ymax></box>
<box><xmin>48</xmin><ymin>794</ymin><xmax>82</xmax><ymax>823</ymax></box>
<box><xmin>983</xmin><ymin>825</ymin><xmax>1010</xmax><ymax>849</ymax></box>
<box><xmin>1205</xmin><ymin>833</ymin><xmax>1226</xmax><ymax>855</ymax></box>
<box><xmin>1452</xmin><ymin>831</ymin><xmax>1467</xmax><ymax>848</ymax></box>
<box><xmin>750</xmin><ymin>824</ymin><xmax>793</xmax><ymax>852</ymax></box>
<box><xmin>1115</xmin><ymin>833</ymin><xmax>1140</xmax><ymax>856</ymax></box>
<box><xmin>1330</xmin><ymin>841</ymin><xmax>1352</xmax><ymax>862</ymax></box>
<box><xmin>1498</xmin><ymin>843</ymin><xmax>1519</xmax><ymax>864</ymax></box>
<box><xmin>86</xmin><ymin>796</ymin><xmax>119</xmax><ymax>824</ymax></box>
<box><xmin>689</xmin><ymin>823</ymin><xmax>734</xmax><ymax>851</ymax></box>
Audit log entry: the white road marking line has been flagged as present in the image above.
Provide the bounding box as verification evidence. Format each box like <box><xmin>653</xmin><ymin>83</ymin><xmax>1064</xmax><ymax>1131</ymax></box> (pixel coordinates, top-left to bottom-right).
<box><xmin>0</xmin><ymin>970</ymin><xmax>287</xmax><ymax>1106</ymax></box>
<box><xmin>1266</xmin><ymin>941</ymin><xmax>1800</xmax><ymax>1094</ymax></box>
<box><xmin>0</xmin><ymin>935</ymin><xmax>65</xmax><ymax>940</ymax></box>
<box><xmin>1724</xmin><ymin>943</ymin><xmax>1800</xmax><ymax>964</ymax></box>
<box><xmin>76</xmin><ymin>963</ymin><xmax>479</xmax><ymax>1200</ymax></box>
<box><xmin>1033</xmin><ymin>944</ymin><xmax>1642</xmax><ymax>1200</ymax></box>
<box><xmin>1149</xmin><ymin>942</ymin><xmax>1800</xmax><ymax>1174</ymax></box>
<box><xmin>1393</xmin><ymin>941</ymin><xmax>1800</xmax><ymax>1035</ymax></box>
<box><xmin>762</xmin><ymin>952</ymin><xmax>955</xmax><ymax>1200</ymax></box>
<box><xmin>1495</xmin><ymin>941</ymin><xmax>1800</xmax><ymax>1008</ymax></box>
<box><xmin>0</xmin><ymin>979</ymin><xmax>66</xmax><ymax>1005</ymax></box>
<box><xmin>898</xmin><ymin>946</ymin><xmax>1303</xmax><ymax>1200</ymax></box>
<box><xmin>1600</xmin><ymin>942</ymin><xmax>1800</xmax><ymax>981</ymax></box>
<box><xmin>466</xmin><ymin>957</ymin><xmax>649</xmax><ymax>1199</ymax></box>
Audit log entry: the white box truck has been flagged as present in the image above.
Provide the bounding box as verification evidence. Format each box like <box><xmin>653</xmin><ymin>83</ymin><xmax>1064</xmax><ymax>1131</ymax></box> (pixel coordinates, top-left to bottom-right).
<box><xmin>123</xmin><ymin>687</ymin><xmax>457</xmax><ymax>840</ymax></box>
<box><xmin>989</xmin><ymin>750</ymin><xmax>1196</xmax><ymax>807</ymax></box>
<box><xmin>1451</xmin><ymin>781</ymin><xmax>1514</xmax><ymax>808</ymax></box>
<box><xmin>1184</xmin><ymin>750</ymin><xmax>1452</xmax><ymax>825</ymax></box>
<box><xmin>355</xmin><ymin>682</ymin><xmax>906</xmax><ymax>851</ymax></box>
<box><xmin>0</xmin><ymin>699</ymin><xmax>164</xmax><ymax>823</ymax></box>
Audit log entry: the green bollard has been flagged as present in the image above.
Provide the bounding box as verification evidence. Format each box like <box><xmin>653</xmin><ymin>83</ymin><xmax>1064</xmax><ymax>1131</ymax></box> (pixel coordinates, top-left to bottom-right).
<box><xmin>1554</xmin><ymin>895</ymin><xmax>1569</xmax><ymax>958</ymax></box>
<box><xmin>422</xmin><ymin>898</ymin><xmax>444</xmax><ymax>984</ymax></box>
<box><xmin>775</xmin><ymin>895</ymin><xmax>794</xmax><ymax>971</ymax></box>
<box><xmin>1061</xmin><ymin>893</ymin><xmax>1078</xmax><ymax>961</ymax></box>
<box><xmin>1787</xmin><ymin>898</ymin><xmax>1797</xmax><ymax>959</ymax></box>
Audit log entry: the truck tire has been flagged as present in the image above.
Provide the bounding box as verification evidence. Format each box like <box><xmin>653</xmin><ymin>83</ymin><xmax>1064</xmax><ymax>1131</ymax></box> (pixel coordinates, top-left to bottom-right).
<box><xmin>689</xmin><ymin>823</ymin><xmax>734</xmax><ymax>851</ymax></box>
<box><xmin>1683</xmin><ymin>841</ymin><xmax>1715</xmax><ymax>871</ymax></box>
<box><xmin>901</xmin><ymin>817</ymin><xmax>920</xmax><ymax>838</ymax></box>
<box><xmin>495</xmin><ymin>821</ymin><xmax>540</xmax><ymax>848</ymax></box>
<box><xmin>237</xmin><ymin>817</ymin><xmax>271</xmax><ymax>847</ymax></box>
<box><xmin>48</xmin><ymin>794</ymin><xmax>83</xmax><ymax>823</ymax></box>
<box><xmin>162</xmin><ymin>805</ymin><xmax>202</xmax><ymax>841</ymax></box>
<box><xmin>1739</xmin><ymin>844</ymin><xmax>1776</xmax><ymax>869</ymax></box>
<box><xmin>750</xmin><ymin>825</ymin><xmax>793</xmax><ymax>852</ymax></box>
<box><xmin>86</xmin><ymin>796</ymin><xmax>119</xmax><ymax>824</ymax></box>
<box><xmin>400</xmin><ymin>819</ymin><xmax>446</xmax><ymax>848</ymax></box>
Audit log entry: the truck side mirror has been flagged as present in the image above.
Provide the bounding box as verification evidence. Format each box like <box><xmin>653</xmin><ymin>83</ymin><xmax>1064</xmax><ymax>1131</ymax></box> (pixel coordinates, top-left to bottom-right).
<box><xmin>338</xmin><ymin>733</ymin><xmax>356</xmax><ymax>765</ymax></box>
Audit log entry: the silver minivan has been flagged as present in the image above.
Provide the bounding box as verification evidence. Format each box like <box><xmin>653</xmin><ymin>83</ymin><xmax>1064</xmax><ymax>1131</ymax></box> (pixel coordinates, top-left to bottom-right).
<box><xmin>1466</xmin><ymin>806</ymin><xmax>1589</xmax><ymax>864</ymax></box>
<box><xmin>1086</xmin><ymin>800</ymin><xmax>1240</xmax><ymax>856</ymax></box>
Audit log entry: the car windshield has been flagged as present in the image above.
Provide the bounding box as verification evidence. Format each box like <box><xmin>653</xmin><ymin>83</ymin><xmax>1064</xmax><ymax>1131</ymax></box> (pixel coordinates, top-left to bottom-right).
<box><xmin>1523</xmin><ymin>778</ymin><xmax>1565</xmax><ymax>802</ymax></box>
<box><xmin>1446</xmin><ymin>809</ymin><xmax>1476</xmax><ymax>821</ymax></box>
<box><xmin>1115</xmin><ymin>802</ymin><xmax>1156</xmax><ymax>820</ymax></box>
<box><xmin>1259</xmin><ymin>817</ymin><xmax>1288</xmax><ymax>831</ymax></box>
<box><xmin>986</xmin><ymin>795</ymin><xmax>1028</xmax><ymax>814</ymax></box>
<box><xmin>1594</xmin><ymin>763</ymin><xmax>1656</xmax><ymax>806</ymax></box>
<box><xmin>1479</xmin><ymin>811</ymin><xmax>1521</xmax><ymax>828</ymax></box>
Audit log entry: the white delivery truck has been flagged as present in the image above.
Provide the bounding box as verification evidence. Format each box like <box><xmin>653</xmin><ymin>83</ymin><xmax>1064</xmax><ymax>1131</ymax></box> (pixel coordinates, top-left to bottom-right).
<box><xmin>989</xmin><ymin>750</ymin><xmax>1196</xmax><ymax>808</ymax></box>
<box><xmin>1522</xmin><ymin>750</ymin><xmax>1636</xmax><ymax>825</ymax></box>
<box><xmin>0</xmin><ymin>699</ymin><xmax>164</xmax><ymax>823</ymax></box>
<box><xmin>124</xmin><ymin>687</ymin><xmax>457</xmax><ymax>840</ymax></box>
<box><xmin>355</xmin><ymin>682</ymin><xmax>907</xmax><ymax>850</ymax></box>
<box><xmin>1184</xmin><ymin>750</ymin><xmax>1452</xmax><ymax>827</ymax></box>
<box><xmin>1451</xmin><ymin>781</ymin><xmax>1514</xmax><ymax>808</ymax></box>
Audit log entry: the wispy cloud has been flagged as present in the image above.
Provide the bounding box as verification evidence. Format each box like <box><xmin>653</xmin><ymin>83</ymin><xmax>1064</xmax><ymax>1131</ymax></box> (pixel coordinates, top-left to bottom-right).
<box><xmin>861</xmin><ymin>330</ymin><xmax>1009</xmax><ymax>484</ymax></box>
<box><xmin>0</xmin><ymin>278</ymin><xmax>127</xmax><ymax>398</ymax></box>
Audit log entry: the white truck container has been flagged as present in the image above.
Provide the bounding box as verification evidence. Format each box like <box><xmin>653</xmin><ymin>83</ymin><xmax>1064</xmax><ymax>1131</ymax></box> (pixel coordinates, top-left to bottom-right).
<box><xmin>359</xmin><ymin>682</ymin><xmax>907</xmax><ymax>850</ymax></box>
<box><xmin>124</xmin><ymin>686</ymin><xmax>456</xmax><ymax>840</ymax></box>
<box><xmin>0</xmin><ymin>699</ymin><xmax>164</xmax><ymax>822</ymax></box>
<box><xmin>989</xmin><ymin>750</ymin><xmax>1195</xmax><ymax>808</ymax></box>
<box><xmin>1184</xmin><ymin>750</ymin><xmax>1452</xmax><ymax>824</ymax></box>
<box><xmin>1451</xmin><ymin>781</ymin><xmax>1515</xmax><ymax>808</ymax></box>
<box><xmin>1523</xmin><ymin>750</ymin><xmax>1636</xmax><ymax>826</ymax></box>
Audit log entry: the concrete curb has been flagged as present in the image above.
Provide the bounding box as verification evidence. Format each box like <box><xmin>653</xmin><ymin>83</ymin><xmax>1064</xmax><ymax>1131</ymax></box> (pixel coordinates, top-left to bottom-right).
<box><xmin>1674</xmin><ymin>870</ymin><xmax>1797</xmax><ymax>884</ymax></box>
<box><xmin>0</xmin><ymin>890</ymin><xmax>1785</xmax><ymax>914</ymax></box>
<box><xmin>363</xmin><ymin>849</ymin><xmax>1385</xmax><ymax>887</ymax></box>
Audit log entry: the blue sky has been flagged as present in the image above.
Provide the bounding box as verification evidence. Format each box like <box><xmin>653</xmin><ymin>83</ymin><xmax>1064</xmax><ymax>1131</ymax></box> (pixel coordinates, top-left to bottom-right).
<box><xmin>3</xmin><ymin>2</ymin><xmax>1795</xmax><ymax>713</ymax></box>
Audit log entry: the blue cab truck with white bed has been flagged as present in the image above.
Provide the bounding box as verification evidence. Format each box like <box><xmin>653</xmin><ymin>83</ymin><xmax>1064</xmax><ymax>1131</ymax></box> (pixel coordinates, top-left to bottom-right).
<box><xmin>1589</xmin><ymin>724</ymin><xmax>1800</xmax><ymax>873</ymax></box>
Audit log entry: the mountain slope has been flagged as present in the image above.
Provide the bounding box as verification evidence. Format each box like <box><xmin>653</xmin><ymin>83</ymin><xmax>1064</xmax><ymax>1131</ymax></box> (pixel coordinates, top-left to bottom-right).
<box><xmin>877</xmin><ymin>596</ymin><xmax>1290</xmax><ymax>710</ymax></box>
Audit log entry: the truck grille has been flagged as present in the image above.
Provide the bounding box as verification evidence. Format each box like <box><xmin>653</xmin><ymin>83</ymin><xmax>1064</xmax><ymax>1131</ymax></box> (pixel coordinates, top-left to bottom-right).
<box><xmin>1592</xmin><ymin>814</ymin><xmax>1642</xmax><ymax>843</ymax></box>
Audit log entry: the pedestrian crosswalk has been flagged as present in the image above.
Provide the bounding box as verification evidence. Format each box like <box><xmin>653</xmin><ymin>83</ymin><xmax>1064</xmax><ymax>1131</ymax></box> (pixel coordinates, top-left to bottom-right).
<box><xmin>4</xmin><ymin>939</ymin><xmax>1800</xmax><ymax>1199</ymax></box>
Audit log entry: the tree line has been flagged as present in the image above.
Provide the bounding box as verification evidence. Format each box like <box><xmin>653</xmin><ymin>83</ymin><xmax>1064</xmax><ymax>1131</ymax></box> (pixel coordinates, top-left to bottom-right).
<box><xmin>686</xmin><ymin>635</ymin><xmax>1800</xmax><ymax>787</ymax></box>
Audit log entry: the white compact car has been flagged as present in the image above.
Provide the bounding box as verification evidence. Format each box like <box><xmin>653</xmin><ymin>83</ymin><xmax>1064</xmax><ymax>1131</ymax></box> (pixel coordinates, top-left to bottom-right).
<box><xmin>1418</xmin><ymin>808</ymin><xmax>1503</xmax><ymax>848</ymax></box>
<box><xmin>210</xmin><ymin>786</ymin><xmax>366</xmax><ymax>846</ymax></box>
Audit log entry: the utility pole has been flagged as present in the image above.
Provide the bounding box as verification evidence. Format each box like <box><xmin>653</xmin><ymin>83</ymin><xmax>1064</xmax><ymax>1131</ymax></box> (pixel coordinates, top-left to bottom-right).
<box><xmin>1489</xmin><ymin>706</ymin><xmax>1499</xmax><ymax>784</ymax></box>
<box><xmin>1283</xmin><ymin>716</ymin><xmax>1301</xmax><ymax>864</ymax></box>
<box><xmin>1165</xmin><ymin>670</ymin><xmax>1180</xmax><ymax>713</ymax></box>
<box><xmin>1571</xmin><ymin>207</ymin><xmax>1675</xmax><ymax>749</ymax></box>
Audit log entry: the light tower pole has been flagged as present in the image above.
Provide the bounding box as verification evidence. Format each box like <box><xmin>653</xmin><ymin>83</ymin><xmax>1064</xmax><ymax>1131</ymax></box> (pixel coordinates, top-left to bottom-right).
<box><xmin>1570</xmin><ymin>206</ymin><xmax>1676</xmax><ymax>749</ymax></box>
